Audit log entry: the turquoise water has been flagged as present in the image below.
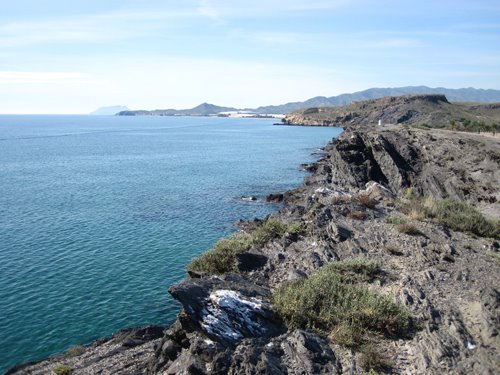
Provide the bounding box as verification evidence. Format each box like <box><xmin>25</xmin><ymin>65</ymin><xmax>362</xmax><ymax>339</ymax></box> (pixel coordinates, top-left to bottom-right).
<box><xmin>0</xmin><ymin>115</ymin><xmax>342</xmax><ymax>373</ymax></box>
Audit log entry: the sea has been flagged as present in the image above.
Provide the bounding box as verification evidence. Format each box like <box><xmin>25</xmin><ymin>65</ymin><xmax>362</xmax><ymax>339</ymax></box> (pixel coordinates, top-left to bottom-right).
<box><xmin>0</xmin><ymin>115</ymin><xmax>342</xmax><ymax>373</ymax></box>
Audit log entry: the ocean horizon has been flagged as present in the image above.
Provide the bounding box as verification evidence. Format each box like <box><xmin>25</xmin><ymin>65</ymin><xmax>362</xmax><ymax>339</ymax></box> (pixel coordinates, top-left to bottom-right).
<box><xmin>0</xmin><ymin>115</ymin><xmax>342</xmax><ymax>373</ymax></box>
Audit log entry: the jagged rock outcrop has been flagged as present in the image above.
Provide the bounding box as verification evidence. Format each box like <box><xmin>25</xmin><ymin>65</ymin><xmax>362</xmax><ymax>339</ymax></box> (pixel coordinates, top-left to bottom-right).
<box><xmin>9</xmin><ymin>126</ymin><xmax>499</xmax><ymax>374</ymax></box>
<box><xmin>292</xmin><ymin>126</ymin><xmax>499</xmax><ymax>215</ymax></box>
<box><xmin>6</xmin><ymin>326</ymin><xmax>165</xmax><ymax>375</ymax></box>
<box><xmin>144</xmin><ymin>126</ymin><xmax>499</xmax><ymax>374</ymax></box>
<box><xmin>282</xmin><ymin>94</ymin><xmax>500</xmax><ymax>129</ymax></box>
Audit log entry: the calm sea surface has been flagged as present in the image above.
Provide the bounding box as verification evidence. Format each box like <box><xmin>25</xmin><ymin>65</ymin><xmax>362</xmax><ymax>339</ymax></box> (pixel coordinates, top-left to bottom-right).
<box><xmin>0</xmin><ymin>115</ymin><xmax>342</xmax><ymax>372</ymax></box>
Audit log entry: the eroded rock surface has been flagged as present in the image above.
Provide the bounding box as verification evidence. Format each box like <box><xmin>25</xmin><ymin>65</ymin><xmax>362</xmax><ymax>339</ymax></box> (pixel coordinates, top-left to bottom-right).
<box><xmin>9</xmin><ymin>126</ymin><xmax>499</xmax><ymax>375</ymax></box>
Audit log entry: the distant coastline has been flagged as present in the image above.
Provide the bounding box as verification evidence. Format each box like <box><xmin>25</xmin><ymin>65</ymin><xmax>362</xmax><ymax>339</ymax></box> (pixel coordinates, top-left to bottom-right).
<box><xmin>114</xmin><ymin>85</ymin><xmax>500</xmax><ymax>117</ymax></box>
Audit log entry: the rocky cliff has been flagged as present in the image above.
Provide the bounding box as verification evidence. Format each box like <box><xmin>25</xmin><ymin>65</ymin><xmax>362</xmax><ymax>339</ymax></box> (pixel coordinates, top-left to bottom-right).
<box><xmin>8</xmin><ymin>126</ymin><xmax>499</xmax><ymax>375</ymax></box>
<box><xmin>282</xmin><ymin>95</ymin><xmax>500</xmax><ymax>130</ymax></box>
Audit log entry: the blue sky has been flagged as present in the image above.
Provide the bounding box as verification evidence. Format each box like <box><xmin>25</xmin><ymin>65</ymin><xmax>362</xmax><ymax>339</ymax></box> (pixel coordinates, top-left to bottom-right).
<box><xmin>1</xmin><ymin>0</ymin><xmax>499</xmax><ymax>113</ymax></box>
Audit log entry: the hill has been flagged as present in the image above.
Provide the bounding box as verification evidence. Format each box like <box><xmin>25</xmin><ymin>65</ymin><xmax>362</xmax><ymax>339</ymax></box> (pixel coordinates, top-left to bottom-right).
<box><xmin>116</xmin><ymin>87</ymin><xmax>500</xmax><ymax>116</ymax></box>
<box><xmin>283</xmin><ymin>94</ymin><xmax>500</xmax><ymax>131</ymax></box>
<box><xmin>117</xmin><ymin>103</ymin><xmax>237</xmax><ymax>116</ymax></box>
<box><xmin>90</xmin><ymin>106</ymin><xmax>129</xmax><ymax>115</ymax></box>
<box><xmin>253</xmin><ymin>86</ymin><xmax>500</xmax><ymax>114</ymax></box>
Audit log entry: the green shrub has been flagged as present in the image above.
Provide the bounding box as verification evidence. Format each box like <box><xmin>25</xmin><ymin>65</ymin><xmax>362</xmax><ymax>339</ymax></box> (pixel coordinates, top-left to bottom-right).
<box><xmin>435</xmin><ymin>199</ymin><xmax>498</xmax><ymax>238</ymax></box>
<box><xmin>286</xmin><ymin>222</ymin><xmax>306</xmax><ymax>235</ymax></box>
<box><xmin>187</xmin><ymin>219</ymin><xmax>305</xmax><ymax>275</ymax></box>
<box><xmin>66</xmin><ymin>345</ymin><xmax>85</xmax><ymax>356</ymax></box>
<box><xmin>187</xmin><ymin>233</ymin><xmax>252</xmax><ymax>274</ymax></box>
<box><xmin>384</xmin><ymin>215</ymin><xmax>407</xmax><ymax>225</ymax></box>
<box><xmin>397</xmin><ymin>194</ymin><xmax>498</xmax><ymax>238</ymax></box>
<box><xmin>325</xmin><ymin>258</ymin><xmax>378</xmax><ymax>282</ymax></box>
<box><xmin>272</xmin><ymin>259</ymin><xmax>410</xmax><ymax>347</ymax></box>
<box><xmin>54</xmin><ymin>364</ymin><xmax>73</xmax><ymax>375</ymax></box>
<box><xmin>488</xmin><ymin>252</ymin><xmax>500</xmax><ymax>260</ymax></box>
<box><xmin>254</xmin><ymin>219</ymin><xmax>287</xmax><ymax>242</ymax></box>
<box><xmin>252</xmin><ymin>219</ymin><xmax>303</xmax><ymax>245</ymax></box>
<box><xmin>397</xmin><ymin>192</ymin><xmax>436</xmax><ymax>220</ymax></box>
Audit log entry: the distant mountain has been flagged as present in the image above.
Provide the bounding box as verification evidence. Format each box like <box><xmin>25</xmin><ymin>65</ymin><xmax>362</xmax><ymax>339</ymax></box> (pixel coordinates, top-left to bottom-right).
<box><xmin>116</xmin><ymin>87</ymin><xmax>500</xmax><ymax>116</ymax></box>
<box><xmin>252</xmin><ymin>86</ymin><xmax>500</xmax><ymax>114</ymax></box>
<box><xmin>117</xmin><ymin>103</ymin><xmax>237</xmax><ymax>116</ymax></box>
<box><xmin>90</xmin><ymin>106</ymin><xmax>129</xmax><ymax>115</ymax></box>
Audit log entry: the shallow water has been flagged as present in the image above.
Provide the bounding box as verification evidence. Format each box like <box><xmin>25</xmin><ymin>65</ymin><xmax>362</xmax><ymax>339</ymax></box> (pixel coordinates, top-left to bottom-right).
<box><xmin>0</xmin><ymin>115</ymin><xmax>342</xmax><ymax>372</ymax></box>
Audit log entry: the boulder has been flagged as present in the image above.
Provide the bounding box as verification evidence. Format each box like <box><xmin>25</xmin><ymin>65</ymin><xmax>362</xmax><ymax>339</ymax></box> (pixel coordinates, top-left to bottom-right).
<box><xmin>266</xmin><ymin>193</ymin><xmax>284</xmax><ymax>203</ymax></box>
<box><xmin>168</xmin><ymin>275</ymin><xmax>283</xmax><ymax>346</ymax></box>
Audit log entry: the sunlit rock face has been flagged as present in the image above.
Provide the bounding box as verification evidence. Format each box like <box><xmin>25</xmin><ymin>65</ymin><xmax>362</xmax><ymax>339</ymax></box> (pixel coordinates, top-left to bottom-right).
<box><xmin>169</xmin><ymin>275</ymin><xmax>283</xmax><ymax>345</ymax></box>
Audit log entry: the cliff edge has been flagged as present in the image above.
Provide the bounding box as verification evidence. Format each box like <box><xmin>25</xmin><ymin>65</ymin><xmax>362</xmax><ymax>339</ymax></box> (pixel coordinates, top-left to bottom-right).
<box><xmin>8</xmin><ymin>126</ymin><xmax>499</xmax><ymax>374</ymax></box>
<box><xmin>282</xmin><ymin>94</ymin><xmax>500</xmax><ymax>131</ymax></box>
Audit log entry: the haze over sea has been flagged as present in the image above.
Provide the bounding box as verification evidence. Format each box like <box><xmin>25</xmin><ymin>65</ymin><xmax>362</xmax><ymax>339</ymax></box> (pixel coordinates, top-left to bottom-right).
<box><xmin>0</xmin><ymin>115</ymin><xmax>342</xmax><ymax>373</ymax></box>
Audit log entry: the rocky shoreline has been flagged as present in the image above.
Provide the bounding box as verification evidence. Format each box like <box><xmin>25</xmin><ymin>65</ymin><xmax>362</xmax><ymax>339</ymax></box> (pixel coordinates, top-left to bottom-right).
<box><xmin>8</xmin><ymin>125</ymin><xmax>499</xmax><ymax>374</ymax></box>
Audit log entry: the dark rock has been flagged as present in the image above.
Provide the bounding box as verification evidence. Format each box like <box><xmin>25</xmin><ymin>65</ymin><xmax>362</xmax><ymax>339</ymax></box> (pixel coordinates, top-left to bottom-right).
<box><xmin>281</xmin><ymin>330</ymin><xmax>342</xmax><ymax>374</ymax></box>
<box><xmin>266</xmin><ymin>193</ymin><xmax>284</xmax><ymax>203</ymax></box>
<box><xmin>235</xmin><ymin>252</ymin><xmax>268</xmax><ymax>272</ymax></box>
<box><xmin>168</xmin><ymin>275</ymin><xmax>283</xmax><ymax>346</ymax></box>
<box><xmin>326</xmin><ymin>222</ymin><xmax>352</xmax><ymax>242</ymax></box>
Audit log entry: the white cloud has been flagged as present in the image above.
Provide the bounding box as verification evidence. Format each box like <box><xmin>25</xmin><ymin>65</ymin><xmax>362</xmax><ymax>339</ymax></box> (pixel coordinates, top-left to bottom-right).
<box><xmin>0</xmin><ymin>56</ymin><xmax>360</xmax><ymax>113</ymax></box>
<box><xmin>0</xmin><ymin>71</ymin><xmax>100</xmax><ymax>85</ymax></box>
<box><xmin>0</xmin><ymin>8</ymin><xmax>195</xmax><ymax>47</ymax></box>
<box><xmin>196</xmin><ymin>0</ymin><xmax>351</xmax><ymax>19</ymax></box>
<box><xmin>230</xmin><ymin>29</ymin><xmax>424</xmax><ymax>52</ymax></box>
<box><xmin>370</xmin><ymin>38</ymin><xmax>424</xmax><ymax>48</ymax></box>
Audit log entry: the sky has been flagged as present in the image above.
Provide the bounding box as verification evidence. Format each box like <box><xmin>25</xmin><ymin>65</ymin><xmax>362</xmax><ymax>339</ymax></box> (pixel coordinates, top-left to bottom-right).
<box><xmin>1</xmin><ymin>0</ymin><xmax>499</xmax><ymax>114</ymax></box>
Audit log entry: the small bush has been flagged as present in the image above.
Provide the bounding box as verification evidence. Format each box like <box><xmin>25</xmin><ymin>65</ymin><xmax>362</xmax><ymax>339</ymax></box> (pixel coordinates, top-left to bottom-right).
<box><xmin>397</xmin><ymin>192</ymin><xmax>436</xmax><ymax>220</ymax></box>
<box><xmin>66</xmin><ymin>345</ymin><xmax>85</xmax><ymax>356</ymax></box>
<box><xmin>357</xmin><ymin>194</ymin><xmax>377</xmax><ymax>209</ymax></box>
<box><xmin>326</xmin><ymin>258</ymin><xmax>378</xmax><ymax>282</ymax></box>
<box><xmin>187</xmin><ymin>233</ymin><xmax>252</xmax><ymax>274</ymax></box>
<box><xmin>359</xmin><ymin>344</ymin><xmax>393</xmax><ymax>372</ymax></box>
<box><xmin>252</xmin><ymin>219</ymin><xmax>305</xmax><ymax>245</ymax></box>
<box><xmin>488</xmin><ymin>252</ymin><xmax>500</xmax><ymax>260</ymax></box>
<box><xmin>403</xmin><ymin>188</ymin><xmax>415</xmax><ymax>200</ymax></box>
<box><xmin>286</xmin><ymin>222</ymin><xmax>306</xmax><ymax>236</ymax></box>
<box><xmin>253</xmin><ymin>219</ymin><xmax>291</xmax><ymax>244</ymax></box>
<box><xmin>384</xmin><ymin>215</ymin><xmax>407</xmax><ymax>225</ymax></box>
<box><xmin>397</xmin><ymin>223</ymin><xmax>423</xmax><ymax>236</ymax></box>
<box><xmin>330</xmin><ymin>322</ymin><xmax>364</xmax><ymax>347</ymax></box>
<box><xmin>187</xmin><ymin>219</ymin><xmax>304</xmax><ymax>274</ymax></box>
<box><xmin>272</xmin><ymin>259</ymin><xmax>410</xmax><ymax>347</ymax></box>
<box><xmin>54</xmin><ymin>364</ymin><xmax>73</xmax><ymax>375</ymax></box>
<box><xmin>435</xmin><ymin>199</ymin><xmax>499</xmax><ymax>238</ymax></box>
<box><xmin>397</xmin><ymin>194</ymin><xmax>498</xmax><ymax>238</ymax></box>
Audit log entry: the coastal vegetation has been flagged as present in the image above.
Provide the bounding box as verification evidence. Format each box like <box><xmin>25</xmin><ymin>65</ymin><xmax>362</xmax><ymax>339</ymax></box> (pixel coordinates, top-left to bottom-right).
<box><xmin>435</xmin><ymin>199</ymin><xmax>499</xmax><ymax>238</ymax></box>
<box><xmin>53</xmin><ymin>364</ymin><xmax>72</xmax><ymax>375</ymax></box>
<box><xmin>397</xmin><ymin>190</ymin><xmax>499</xmax><ymax>238</ymax></box>
<box><xmin>65</xmin><ymin>346</ymin><xmax>86</xmax><ymax>356</ymax></box>
<box><xmin>187</xmin><ymin>219</ymin><xmax>305</xmax><ymax>274</ymax></box>
<box><xmin>272</xmin><ymin>258</ymin><xmax>411</xmax><ymax>349</ymax></box>
<box><xmin>187</xmin><ymin>232</ymin><xmax>252</xmax><ymax>274</ymax></box>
